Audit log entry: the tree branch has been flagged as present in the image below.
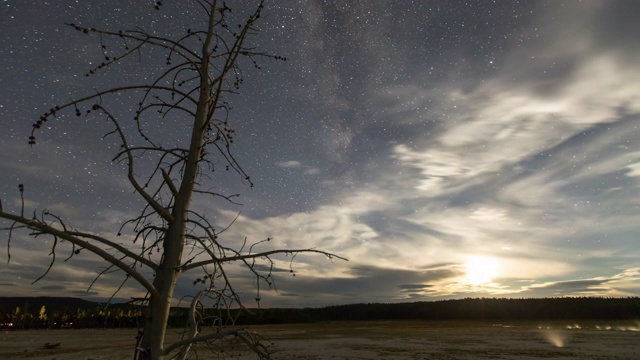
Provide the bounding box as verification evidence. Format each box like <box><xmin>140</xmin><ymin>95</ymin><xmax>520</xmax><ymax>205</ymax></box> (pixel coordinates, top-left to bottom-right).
<box><xmin>0</xmin><ymin>210</ymin><xmax>158</xmax><ymax>297</ymax></box>
<box><xmin>181</xmin><ymin>249</ymin><xmax>347</xmax><ymax>273</ymax></box>
<box><xmin>164</xmin><ymin>329</ymin><xmax>269</xmax><ymax>358</ymax></box>
<box><xmin>67</xmin><ymin>230</ymin><xmax>158</xmax><ymax>270</ymax></box>
<box><xmin>97</xmin><ymin>106</ymin><xmax>175</xmax><ymax>223</ymax></box>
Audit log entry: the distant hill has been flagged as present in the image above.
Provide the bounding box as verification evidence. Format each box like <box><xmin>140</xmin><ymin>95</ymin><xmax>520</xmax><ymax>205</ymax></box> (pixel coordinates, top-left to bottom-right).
<box><xmin>0</xmin><ymin>297</ymin><xmax>101</xmax><ymax>312</ymax></box>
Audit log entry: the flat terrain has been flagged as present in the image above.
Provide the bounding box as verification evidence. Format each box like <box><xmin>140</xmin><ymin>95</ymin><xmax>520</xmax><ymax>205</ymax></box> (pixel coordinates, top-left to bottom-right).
<box><xmin>1</xmin><ymin>320</ymin><xmax>638</xmax><ymax>359</ymax></box>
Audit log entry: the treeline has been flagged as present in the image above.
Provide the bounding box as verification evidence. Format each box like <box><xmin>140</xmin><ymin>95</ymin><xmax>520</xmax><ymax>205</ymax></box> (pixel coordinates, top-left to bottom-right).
<box><xmin>236</xmin><ymin>297</ymin><xmax>640</xmax><ymax>324</ymax></box>
<box><xmin>1</xmin><ymin>297</ymin><xmax>639</xmax><ymax>329</ymax></box>
<box><xmin>0</xmin><ymin>297</ymin><xmax>188</xmax><ymax>330</ymax></box>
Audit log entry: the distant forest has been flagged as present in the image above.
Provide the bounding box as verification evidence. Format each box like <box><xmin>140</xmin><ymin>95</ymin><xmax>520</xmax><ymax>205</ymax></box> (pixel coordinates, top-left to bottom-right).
<box><xmin>1</xmin><ymin>297</ymin><xmax>639</xmax><ymax>330</ymax></box>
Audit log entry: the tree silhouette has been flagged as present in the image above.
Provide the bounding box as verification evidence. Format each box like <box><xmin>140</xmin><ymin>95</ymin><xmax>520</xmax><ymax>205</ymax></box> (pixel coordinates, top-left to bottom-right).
<box><xmin>0</xmin><ymin>1</ymin><xmax>344</xmax><ymax>359</ymax></box>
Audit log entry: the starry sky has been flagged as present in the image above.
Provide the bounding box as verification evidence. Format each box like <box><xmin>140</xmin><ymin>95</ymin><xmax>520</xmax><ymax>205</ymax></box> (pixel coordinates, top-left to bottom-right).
<box><xmin>1</xmin><ymin>1</ymin><xmax>639</xmax><ymax>307</ymax></box>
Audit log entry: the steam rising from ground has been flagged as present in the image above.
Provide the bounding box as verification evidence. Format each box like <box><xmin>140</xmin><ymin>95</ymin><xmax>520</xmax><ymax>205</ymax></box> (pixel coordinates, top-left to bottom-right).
<box><xmin>539</xmin><ymin>322</ymin><xmax>640</xmax><ymax>348</ymax></box>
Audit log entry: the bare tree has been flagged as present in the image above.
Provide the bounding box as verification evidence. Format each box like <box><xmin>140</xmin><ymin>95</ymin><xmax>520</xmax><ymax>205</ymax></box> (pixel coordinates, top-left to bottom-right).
<box><xmin>0</xmin><ymin>1</ymin><xmax>344</xmax><ymax>359</ymax></box>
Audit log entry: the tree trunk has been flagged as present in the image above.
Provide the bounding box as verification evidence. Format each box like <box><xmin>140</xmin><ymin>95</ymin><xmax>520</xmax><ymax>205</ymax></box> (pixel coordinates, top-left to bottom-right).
<box><xmin>139</xmin><ymin>222</ymin><xmax>186</xmax><ymax>360</ymax></box>
<box><xmin>139</xmin><ymin>293</ymin><xmax>171</xmax><ymax>360</ymax></box>
<box><xmin>139</xmin><ymin>264</ymin><xmax>183</xmax><ymax>359</ymax></box>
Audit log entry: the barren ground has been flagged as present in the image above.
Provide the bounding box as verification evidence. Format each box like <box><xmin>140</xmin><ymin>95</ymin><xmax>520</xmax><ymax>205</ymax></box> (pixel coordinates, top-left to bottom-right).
<box><xmin>1</xmin><ymin>320</ymin><xmax>638</xmax><ymax>359</ymax></box>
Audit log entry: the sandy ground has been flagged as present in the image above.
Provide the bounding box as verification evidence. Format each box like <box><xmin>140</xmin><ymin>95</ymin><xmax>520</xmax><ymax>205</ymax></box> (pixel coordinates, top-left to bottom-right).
<box><xmin>1</xmin><ymin>320</ymin><xmax>638</xmax><ymax>359</ymax></box>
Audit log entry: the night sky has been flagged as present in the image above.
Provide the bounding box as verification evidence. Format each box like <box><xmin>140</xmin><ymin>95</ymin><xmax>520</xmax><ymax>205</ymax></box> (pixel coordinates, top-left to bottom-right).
<box><xmin>1</xmin><ymin>1</ymin><xmax>639</xmax><ymax>307</ymax></box>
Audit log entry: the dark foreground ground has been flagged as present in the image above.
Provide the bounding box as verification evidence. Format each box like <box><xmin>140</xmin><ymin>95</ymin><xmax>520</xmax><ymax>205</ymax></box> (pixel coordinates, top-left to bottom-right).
<box><xmin>1</xmin><ymin>320</ymin><xmax>638</xmax><ymax>359</ymax></box>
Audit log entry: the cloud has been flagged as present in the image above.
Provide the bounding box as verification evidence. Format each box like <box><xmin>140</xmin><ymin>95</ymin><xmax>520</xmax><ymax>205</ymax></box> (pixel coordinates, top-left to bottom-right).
<box><xmin>277</xmin><ymin>160</ymin><xmax>302</xmax><ymax>168</ymax></box>
<box><xmin>511</xmin><ymin>267</ymin><xmax>640</xmax><ymax>298</ymax></box>
<box><xmin>276</xmin><ymin>160</ymin><xmax>320</xmax><ymax>175</ymax></box>
<box><xmin>625</xmin><ymin>161</ymin><xmax>640</xmax><ymax>178</ymax></box>
<box><xmin>399</xmin><ymin>284</ymin><xmax>434</xmax><ymax>294</ymax></box>
<box><xmin>40</xmin><ymin>285</ymin><xmax>66</xmax><ymax>291</ymax></box>
<box><xmin>256</xmin><ymin>264</ymin><xmax>462</xmax><ymax>306</ymax></box>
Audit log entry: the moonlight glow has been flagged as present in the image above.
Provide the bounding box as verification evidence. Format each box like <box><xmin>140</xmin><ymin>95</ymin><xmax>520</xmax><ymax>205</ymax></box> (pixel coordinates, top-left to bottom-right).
<box><xmin>465</xmin><ymin>257</ymin><xmax>499</xmax><ymax>286</ymax></box>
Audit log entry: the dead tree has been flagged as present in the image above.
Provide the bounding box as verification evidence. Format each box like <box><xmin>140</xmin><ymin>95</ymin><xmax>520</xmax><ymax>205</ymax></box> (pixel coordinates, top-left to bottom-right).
<box><xmin>0</xmin><ymin>1</ymin><xmax>345</xmax><ymax>359</ymax></box>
